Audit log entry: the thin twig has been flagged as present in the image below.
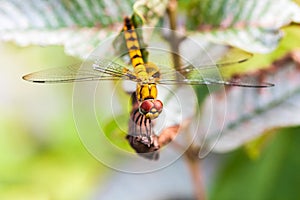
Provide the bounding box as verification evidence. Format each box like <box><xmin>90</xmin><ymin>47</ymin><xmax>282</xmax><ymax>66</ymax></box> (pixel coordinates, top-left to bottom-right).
<box><xmin>166</xmin><ymin>1</ymin><xmax>206</xmax><ymax>200</ymax></box>
<box><xmin>166</xmin><ymin>0</ymin><xmax>182</xmax><ymax>69</ymax></box>
<box><xmin>184</xmin><ymin>146</ymin><xmax>206</xmax><ymax>200</ymax></box>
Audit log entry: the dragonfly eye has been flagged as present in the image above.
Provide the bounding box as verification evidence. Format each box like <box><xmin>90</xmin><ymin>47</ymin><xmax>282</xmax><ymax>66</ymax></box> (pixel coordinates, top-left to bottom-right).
<box><xmin>139</xmin><ymin>99</ymin><xmax>163</xmax><ymax>120</ymax></box>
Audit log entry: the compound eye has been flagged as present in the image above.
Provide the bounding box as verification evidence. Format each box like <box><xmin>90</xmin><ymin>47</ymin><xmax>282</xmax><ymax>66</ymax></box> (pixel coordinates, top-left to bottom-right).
<box><xmin>153</xmin><ymin>100</ymin><xmax>163</xmax><ymax>113</ymax></box>
<box><xmin>139</xmin><ymin>99</ymin><xmax>164</xmax><ymax>119</ymax></box>
<box><xmin>139</xmin><ymin>100</ymin><xmax>154</xmax><ymax>115</ymax></box>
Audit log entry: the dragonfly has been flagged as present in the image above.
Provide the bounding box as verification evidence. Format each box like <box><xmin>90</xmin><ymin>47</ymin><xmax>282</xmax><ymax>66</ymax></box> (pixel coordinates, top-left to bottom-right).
<box><xmin>23</xmin><ymin>16</ymin><xmax>274</xmax><ymax>125</ymax></box>
<box><xmin>126</xmin><ymin>92</ymin><xmax>160</xmax><ymax>160</ymax></box>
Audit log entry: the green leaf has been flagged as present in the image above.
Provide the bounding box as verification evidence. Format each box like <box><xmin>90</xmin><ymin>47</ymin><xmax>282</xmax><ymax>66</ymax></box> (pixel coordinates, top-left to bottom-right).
<box><xmin>0</xmin><ymin>0</ymin><xmax>135</xmax><ymax>30</ymax></box>
<box><xmin>186</xmin><ymin>0</ymin><xmax>300</xmax><ymax>53</ymax></box>
<box><xmin>0</xmin><ymin>0</ymin><xmax>135</xmax><ymax>58</ymax></box>
<box><xmin>198</xmin><ymin>50</ymin><xmax>300</xmax><ymax>154</ymax></box>
<box><xmin>103</xmin><ymin>113</ymin><xmax>133</xmax><ymax>152</ymax></box>
<box><xmin>0</xmin><ymin>0</ymin><xmax>168</xmax><ymax>58</ymax></box>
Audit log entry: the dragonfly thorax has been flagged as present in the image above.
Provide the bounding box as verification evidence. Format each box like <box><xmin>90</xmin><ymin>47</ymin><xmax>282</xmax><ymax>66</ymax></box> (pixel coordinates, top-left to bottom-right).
<box><xmin>145</xmin><ymin>62</ymin><xmax>161</xmax><ymax>82</ymax></box>
<box><xmin>136</xmin><ymin>83</ymin><xmax>158</xmax><ymax>101</ymax></box>
<box><xmin>134</xmin><ymin>64</ymin><xmax>148</xmax><ymax>82</ymax></box>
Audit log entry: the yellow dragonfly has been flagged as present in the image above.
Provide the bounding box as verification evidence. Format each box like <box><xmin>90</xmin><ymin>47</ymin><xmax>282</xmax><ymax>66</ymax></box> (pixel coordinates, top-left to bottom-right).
<box><xmin>23</xmin><ymin>16</ymin><xmax>274</xmax><ymax>124</ymax></box>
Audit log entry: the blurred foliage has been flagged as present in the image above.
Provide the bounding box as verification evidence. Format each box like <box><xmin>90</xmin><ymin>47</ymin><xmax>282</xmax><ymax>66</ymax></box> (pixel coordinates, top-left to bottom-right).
<box><xmin>0</xmin><ymin>118</ymin><xmax>101</xmax><ymax>200</ymax></box>
<box><xmin>199</xmin><ymin>24</ymin><xmax>300</xmax><ymax>154</ymax></box>
<box><xmin>220</xmin><ymin>25</ymin><xmax>300</xmax><ymax>76</ymax></box>
<box><xmin>0</xmin><ymin>42</ymin><xmax>107</xmax><ymax>200</ymax></box>
<box><xmin>206</xmin><ymin>23</ymin><xmax>300</xmax><ymax>195</ymax></box>
<box><xmin>210</xmin><ymin>126</ymin><xmax>300</xmax><ymax>200</ymax></box>
<box><xmin>103</xmin><ymin>113</ymin><xmax>134</xmax><ymax>152</ymax></box>
<box><xmin>184</xmin><ymin>0</ymin><xmax>300</xmax><ymax>53</ymax></box>
<box><xmin>0</xmin><ymin>0</ymin><xmax>135</xmax><ymax>29</ymax></box>
<box><xmin>1</xmin><ymin>0</ymin><xmax>300</xmax><ymax>200</ymax></box>
<box><xmin>2</xmin><ymin>0</ymin><xmax>299</xmax><ymax>57</ymax></box>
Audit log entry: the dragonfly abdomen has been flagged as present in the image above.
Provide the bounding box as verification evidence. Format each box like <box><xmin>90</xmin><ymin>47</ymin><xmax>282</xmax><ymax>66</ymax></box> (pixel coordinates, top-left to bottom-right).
<box><xmin>123</xmin><ymin>17</ymin><xmax>148</xmax><ymax>80</ymax></box>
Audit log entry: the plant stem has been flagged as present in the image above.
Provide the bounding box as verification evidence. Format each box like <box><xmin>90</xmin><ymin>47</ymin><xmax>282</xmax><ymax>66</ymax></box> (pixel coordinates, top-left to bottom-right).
<box><xmin>184</xmin><ymin>147</ymin><xmax>206</xmax><ymax>200</ymax></box>
<box><xmin>166</xmin><ymin>1</ymin><xmax>206</xmax><ymax>200</ymax></box>
<box><xmin>166</xmin><ymin>0</ymin><xmax>183</xmax><ymax>69</ymax></box>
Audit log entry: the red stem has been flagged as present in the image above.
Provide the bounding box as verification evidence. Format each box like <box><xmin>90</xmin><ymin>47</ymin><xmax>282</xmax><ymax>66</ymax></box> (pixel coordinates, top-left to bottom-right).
<box><xmin>184</xmin><ymin>154</ymin><xmax>206</xmax><ymax>200</ymax></box>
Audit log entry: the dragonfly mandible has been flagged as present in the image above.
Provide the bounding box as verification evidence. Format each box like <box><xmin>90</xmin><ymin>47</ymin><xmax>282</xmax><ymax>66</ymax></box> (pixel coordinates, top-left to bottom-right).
<box><xmin>23</xmin><ymin>16</ymin><xmax>274</xmax><ymax>123</ymax></box>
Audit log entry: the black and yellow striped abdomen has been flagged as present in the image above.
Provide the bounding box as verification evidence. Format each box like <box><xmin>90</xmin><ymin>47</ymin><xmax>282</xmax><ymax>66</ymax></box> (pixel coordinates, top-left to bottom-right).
<box><xmin>123</xmin><ymin>17</ymin><xmax>148</xmax><ymax>81</ymax></box>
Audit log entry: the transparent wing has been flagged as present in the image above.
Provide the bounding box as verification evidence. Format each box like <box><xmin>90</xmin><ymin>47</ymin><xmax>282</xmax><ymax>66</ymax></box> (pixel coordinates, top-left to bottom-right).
<box><xmin>213</xmin><ymin>48</ymin><xmax>253</xmax><ymax>67</ymax></box>
<box><xmin>155</xmin><ymin>48</ymin><xmax>273</xmax><ymax>88</ymax></box>
<box><xmin>177</xmin><ymin>48</ymin><xmax>253</xmax><ymax>71</ymax></box>
<box><xmin>158</xmin><ymin>65</ymin><xmax>274</xmax><ymax>88</ymax></box>
<box><xmin>154</xmin><ymin>48</ymin><xmax>253</xmax><ymax>76</ymax></box>
<box><xmin>23</xmin><ymin>57</ymin><xmax>136</xmax><ymax>83</ymax></box>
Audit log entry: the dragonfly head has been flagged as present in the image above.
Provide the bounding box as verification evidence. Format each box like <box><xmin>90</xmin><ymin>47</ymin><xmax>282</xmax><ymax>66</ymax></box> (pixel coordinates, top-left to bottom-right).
<box><xmin>139</xmin><ymin>99</ymin><xmax>163</xmax><ymax>120</ymax></box>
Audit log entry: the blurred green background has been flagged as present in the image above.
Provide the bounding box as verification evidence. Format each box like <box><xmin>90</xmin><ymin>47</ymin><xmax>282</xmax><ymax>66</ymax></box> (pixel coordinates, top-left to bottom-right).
<box><xmin>1</xmin><ymin>39</ymin><xmax>300</xmax><ymax>200</ymax></box>
<box><xmin>210</xmin><ymin>127</ymin><xmax>300</xmax><ymax>200</ymax></box>
<box><xmin>0</xmin><ymin>42</ymin><xmax>105</xmax><ymax>200</ymax></box>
